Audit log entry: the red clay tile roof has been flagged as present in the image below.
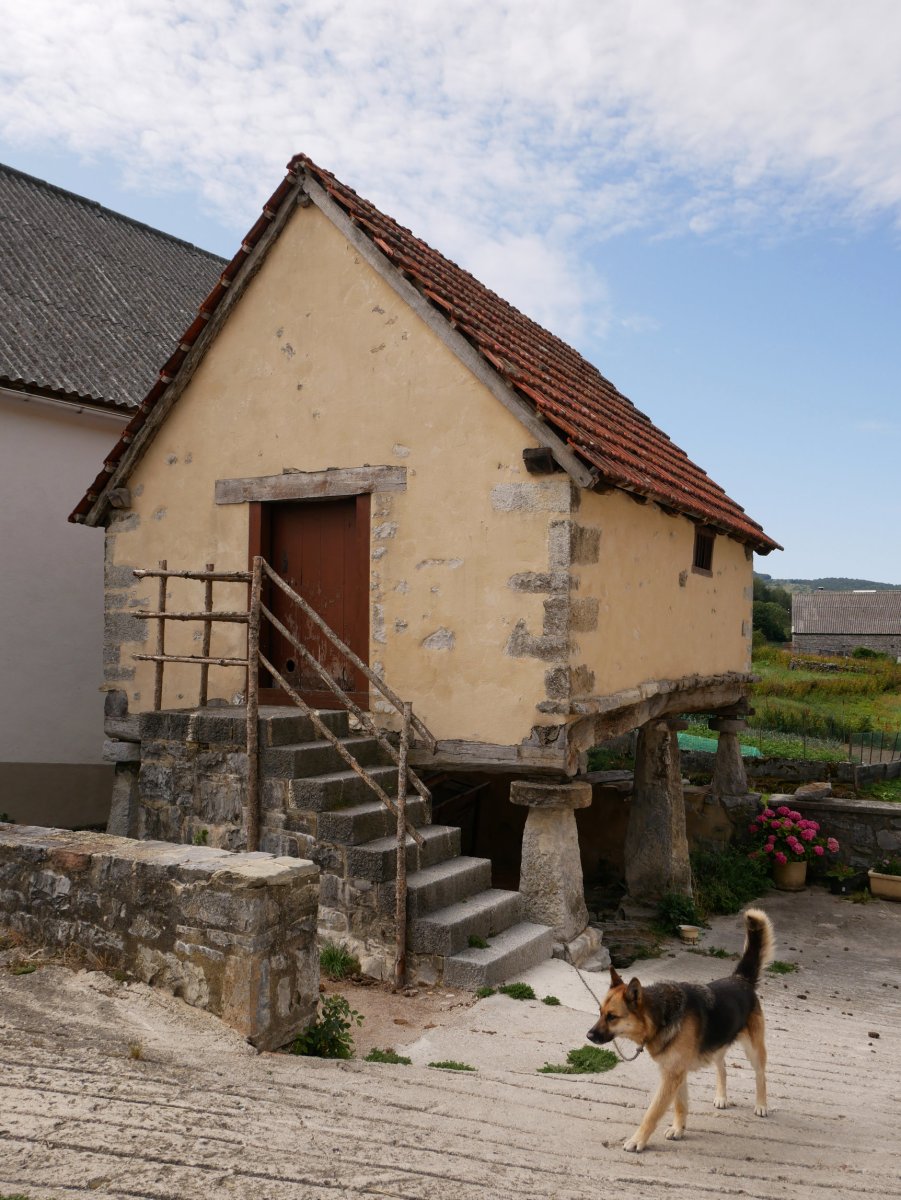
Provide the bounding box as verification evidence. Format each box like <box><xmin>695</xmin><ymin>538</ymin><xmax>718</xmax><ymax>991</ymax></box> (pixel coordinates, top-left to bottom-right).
<box><xmin>72</xmin><ymin>154</ymin><xmax>780</xmax><ymax>552</ymax></box>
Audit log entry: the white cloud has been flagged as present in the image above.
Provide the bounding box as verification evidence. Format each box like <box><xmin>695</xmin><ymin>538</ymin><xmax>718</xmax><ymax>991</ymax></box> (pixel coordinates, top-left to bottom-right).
<box><xmin>2</xmin><ymin>1</ymin><xmax>900</xmax><ymax>345</ymax></box>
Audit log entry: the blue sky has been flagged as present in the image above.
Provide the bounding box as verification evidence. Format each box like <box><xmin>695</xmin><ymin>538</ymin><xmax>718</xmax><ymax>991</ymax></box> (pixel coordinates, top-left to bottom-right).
<box><xmin>2</xmin><ymin>1</ymin><xmax>899</xmax><ymax>583</ymax></box>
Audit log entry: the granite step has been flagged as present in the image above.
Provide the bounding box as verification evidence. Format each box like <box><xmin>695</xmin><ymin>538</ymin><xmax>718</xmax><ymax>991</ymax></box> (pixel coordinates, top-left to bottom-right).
<box><xmin>264</xmin><ymin>736</ymin><xmax>390</xmax><ymax>778</ymax></box>
<box><xmin>442</xmin><ymin>921</ymin><xmax>556</xmax><ymax>989</ymax></box>
<box><xmin>347</xmin><ymin>825</ymin><xmax>460</xmax><ymax>883</ymax></box>
<box><xmin>392</xmin><ymin>857</ymin><xmax>493</xmax><ymax>919</ymax></box>
<box><xmin>408</xmin><ymin>888</ymin><xmax>524</xmax><ymax>957</ymax></box>
<box><xmin>316</xmin><ymin>796</ymin><xmax>431</xmax><ymax>845</ymax></box>
<box><xmin>262</xmin><ymin>709</ymin><xmax>349</xmax><ymax>745</ymax></box>
<box><xmin>288</xmin><ymin>765</ymin><xmax>400</xmax><ymax>811</ymax></box>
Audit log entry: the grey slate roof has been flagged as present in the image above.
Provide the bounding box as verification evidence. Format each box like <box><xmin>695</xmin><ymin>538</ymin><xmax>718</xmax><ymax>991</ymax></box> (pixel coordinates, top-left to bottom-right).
<box><xmin>0</xmin><ymin>163</ymin><xmax>226</xmax><ymax>409</ymax></box>
<box><xmin>793</xmin><ymin>591</ymin><xmax>901</xmax><ymax>635</ymax></box>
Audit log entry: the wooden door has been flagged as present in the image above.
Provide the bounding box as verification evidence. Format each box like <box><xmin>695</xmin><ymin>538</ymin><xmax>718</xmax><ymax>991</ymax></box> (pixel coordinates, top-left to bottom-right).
<box><xmin>252</xmin><ymin>495</ymin><xmax>370</xmax><ymax>707</ymax></box>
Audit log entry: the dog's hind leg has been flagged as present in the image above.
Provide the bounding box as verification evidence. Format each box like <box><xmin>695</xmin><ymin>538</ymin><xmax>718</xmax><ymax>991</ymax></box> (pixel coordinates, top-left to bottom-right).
<box><xmin>712</xmin><ymin>1048</ymin><xmax>728</xmax><ymax>1109</ymax></box>
<box><xmin>665</xmin><ymin>1078</ymin><xmax>689</xmax><ymax>1141</ymax></box>
<box><xmin>738</xmin><ymin>1007</ymin><xmax>768</xmax><ymax>1117</ymax></box>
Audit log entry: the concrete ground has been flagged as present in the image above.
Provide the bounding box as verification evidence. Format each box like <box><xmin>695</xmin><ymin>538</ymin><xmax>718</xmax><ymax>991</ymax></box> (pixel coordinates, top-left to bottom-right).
<box><xmin>2</xmin><ymin>888</ymin><xmax>900</xmax><ymax>1200</ymax></box>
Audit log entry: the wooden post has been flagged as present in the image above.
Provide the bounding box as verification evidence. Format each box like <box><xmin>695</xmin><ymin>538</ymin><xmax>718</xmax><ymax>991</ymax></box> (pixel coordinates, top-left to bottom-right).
<box><xmin>153</xmin><ymin>559</ymin><xmax>167</xmax><ymax>711</ymax></box>
<box><xmin>394</xmin><ymin>701</ymin><xmax>412</xmax><ymax>991</ymax></box>
<box><xmin>246</xmin><ymin>556</ymin><xmax>263</xmax><ymax>852</ymax></box>
<box><xmin>198</xmin><ymin>561</ymin><xmax>215</xmax><ymax>707</ymax></box>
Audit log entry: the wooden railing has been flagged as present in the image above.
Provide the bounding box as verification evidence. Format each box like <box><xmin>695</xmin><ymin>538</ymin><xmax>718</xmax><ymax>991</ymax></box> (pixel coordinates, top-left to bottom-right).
<box><xmin>131</xmin><ymin>556</ymin><xmax>438</xmax><ymax>985</ymax></box>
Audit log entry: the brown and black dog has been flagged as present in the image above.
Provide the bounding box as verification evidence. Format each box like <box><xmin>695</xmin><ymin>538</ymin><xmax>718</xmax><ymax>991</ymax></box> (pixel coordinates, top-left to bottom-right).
<box><xmin>587</xmin><ymin>908</ymin><xmax>774</xmax><ymax>1152</ymax></box>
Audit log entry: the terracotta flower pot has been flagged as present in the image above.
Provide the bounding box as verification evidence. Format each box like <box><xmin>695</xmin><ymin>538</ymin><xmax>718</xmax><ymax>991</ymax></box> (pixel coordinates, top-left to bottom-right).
<box><xmin>773</xmin><ymin>859</ymin><xmax>807</xmax><ymax>892</ymax></box>
<box><xmin>868</xmin><ymin>870</ymin><xmax>901</xmax><ymax>902</ymax></box>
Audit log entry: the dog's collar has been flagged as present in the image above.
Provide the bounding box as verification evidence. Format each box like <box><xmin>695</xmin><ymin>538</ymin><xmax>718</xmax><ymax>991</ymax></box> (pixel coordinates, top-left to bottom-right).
<box><xmin>613</xmin><ymin>1037</ymin><xmax>644</xmax><ymax>1062</ymax></box>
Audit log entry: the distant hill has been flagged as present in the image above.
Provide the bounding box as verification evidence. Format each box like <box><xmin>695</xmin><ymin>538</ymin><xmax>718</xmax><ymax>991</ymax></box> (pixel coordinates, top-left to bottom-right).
<box><xmin>754</xmin><ymin>575</ymin><xmax>901</xmax><ymax>593</ymax></box>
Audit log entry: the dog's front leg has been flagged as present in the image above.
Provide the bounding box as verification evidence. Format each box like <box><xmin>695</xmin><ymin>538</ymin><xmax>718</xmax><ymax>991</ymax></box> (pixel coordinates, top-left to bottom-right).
<box><xmin>713</xmin><ymin>1048</ymin><xmax>728</xmax><ymax>1109</ymax></box>
<box><xmin>624</xmin><ymin>1072</ymin><xmax>685</xmax><ymax>1152</ymax></box>
<box><xmin>665</xmin><ymin>1078</ymin><xmax>689</xmax><ymax>1140</ymax></box>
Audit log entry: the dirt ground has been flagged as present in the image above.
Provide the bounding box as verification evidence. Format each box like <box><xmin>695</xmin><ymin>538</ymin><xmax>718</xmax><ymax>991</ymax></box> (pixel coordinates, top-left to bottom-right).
<box><xmin>2</xmin><ymin>888</ymin><xmax>900</xmax><ymax>1199</ymax></box>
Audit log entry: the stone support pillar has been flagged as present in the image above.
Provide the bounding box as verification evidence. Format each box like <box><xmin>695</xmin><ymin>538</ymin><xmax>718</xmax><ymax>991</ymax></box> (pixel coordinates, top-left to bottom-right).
<box><xmin>624</xmin><ymin>719</ymin><xmax>692</xmax><ymax>901</ymax></box>
<box><xmin>510</xmin><ymin>779</ymin><xmax>591</xmax><ymax>943</ymax></box>
<box><xmin>709</xmin><ymin>717</ymin><xmax>750</xmax><ymax>799</ymax></box>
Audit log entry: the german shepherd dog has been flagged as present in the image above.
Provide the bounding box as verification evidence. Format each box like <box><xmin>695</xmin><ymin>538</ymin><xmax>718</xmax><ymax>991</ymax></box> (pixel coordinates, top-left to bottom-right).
<box><xmin>587</xmin><ymin>908</ymin><xmax>774</xmax><ymax>1152</ymax></box>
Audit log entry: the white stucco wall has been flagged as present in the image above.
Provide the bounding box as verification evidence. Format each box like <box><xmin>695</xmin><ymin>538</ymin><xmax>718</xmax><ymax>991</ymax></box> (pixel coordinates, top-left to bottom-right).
<box><xmin>0</xmin><ymin>389</ymin><xmax>126</xmax><ymax>788</ymax></box>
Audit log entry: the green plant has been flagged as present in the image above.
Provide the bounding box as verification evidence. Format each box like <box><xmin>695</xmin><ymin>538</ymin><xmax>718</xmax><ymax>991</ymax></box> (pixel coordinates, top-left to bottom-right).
<box><xmin>319</xmin><ymin>939</ymin><xmax>361</xmax><ymax>981</ymax></box>
<box><xmin>826</xmin><ymin>862</ymin><xmax>857</xmax><ymax>880</ymax></box>
<box><xmin>467</xmin><ymin>934</ymin><xmax>489</xmax><ymax>949</ymax></box>
<box><xmin>691</xmin><ymin>845</ymin><xmax>770</xmax><ymax>917</ymax></box>
<box><xmin>767</xmin><ymin>960</ymin><xmax>798</xmax><ymax>975</ymax></box>
<box><xmin>128</xmin><ymin>1041</ymin><xmax>144</xmax><ymax>1060</ymax></box>
<box><xmin>192</xmin><ymin>828</ymin><xmax>209</xmax><ymax>846</ymax></box>
<box><xmin>542</xmin><ymin>995</ymin><xmax>561</xmax><ymax>1006</ymax></box>
<box><xmin>850</xmin><ymin>889</ymin><xmax>873</xmax><ymax>904</ymax></box>
<box><xmin>0</xmin><ymin>1194</ymin><xmax>31</xmax><ymax>1199</ymax></box>
<box><xmin>364</xmin><ymin>1047</ymin><xmax>412</xmax><ymax>1064</ymax></box>
<box><xmin>290</xmin><ymin>994</ymin><xmax>363</xmax><ymax>1059</ymax></box>
<box><xmin>655</xmin><ymin>891</ymin><xmax>699</xmax><ymax>934</ymax></box>
<box><xmin>748</xmin><ymin>802</ymin><xmax>840</xmax><ymax>867</ymax></box>
<box><xmin>873</xmin><ymin>855</ymin><xmax>901</xmax><ymax>877</ymax></box>
<box><xmin>538</xmin><ymin>1046</ymin><xmax>618</xmax><ymax>1074</ymax></box>
<box><xmin>498</xmin><ymin>982</ymin><xmax>536</xmax><ymax>1000</ymax></box>
<box><xmin>688</xmin><ymin>945</ymin><xmax>737</xmax><ymax>959</ymax></box>
<box><xmin>428</xmin><ymin>1060</ymin><xmax>475</xmax><ymax>1071</ymax></box>
<box><xmin>9</xmin><ymin>963</ymin><xmax>37</xmax><ymax>976</ymax></box>
<box><xmin>475</xmin><ymin>985</ymin><xmax>496</xmax><ymax>998</ymax></box>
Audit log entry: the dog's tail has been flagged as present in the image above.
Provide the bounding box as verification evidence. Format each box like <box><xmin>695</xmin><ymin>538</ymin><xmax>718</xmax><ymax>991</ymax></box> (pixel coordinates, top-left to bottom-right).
<box><xmin>733</xmin><ymin>908</ymin><xmax>774</xmax><ymax>987</ymax></box>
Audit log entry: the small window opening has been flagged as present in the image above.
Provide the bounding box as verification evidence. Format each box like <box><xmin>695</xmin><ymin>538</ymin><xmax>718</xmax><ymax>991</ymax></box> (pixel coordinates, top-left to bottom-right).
<box><xmin>692</xmin><ymin>528</ymin><xmax>715</xmax><ymax>575</ymax></box>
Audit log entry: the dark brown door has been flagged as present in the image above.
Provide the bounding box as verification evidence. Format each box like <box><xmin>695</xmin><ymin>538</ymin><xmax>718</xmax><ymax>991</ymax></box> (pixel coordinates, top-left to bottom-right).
<box><xmin>252</xmin><ymin>495</ymin><xmax>370</xmax><ymax>707</ymax></box>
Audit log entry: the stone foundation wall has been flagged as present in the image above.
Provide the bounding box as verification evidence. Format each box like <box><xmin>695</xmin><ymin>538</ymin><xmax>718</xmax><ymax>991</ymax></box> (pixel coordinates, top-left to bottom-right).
<box><xmin>793</xmin><ymin>633</ymin><xmax>901</xmax><ymax>659</ymax></box>
<box><xmin>135</xmin><ymin>711</ymin><xmax>403</xmax><ymax>978</ymax></box>
<box><xmin>0</xmin><ymin>824</ymin><xmax>319</xmax><ymax>1050</ymax></box>
<box><xmin>775</xmin><ymin>796</ymin><xmax>901</xmax><ymax>868</ymax></box>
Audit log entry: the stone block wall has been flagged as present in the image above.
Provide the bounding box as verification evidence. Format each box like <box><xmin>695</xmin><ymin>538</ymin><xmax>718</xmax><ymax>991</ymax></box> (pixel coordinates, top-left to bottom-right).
<box><xmin>0</xmin><ymin>824</ymin><xmax>319</xmax><ymax>1050</ymax></box>
<box><xmin>793</xmin><ymin>633</ymin><xmax>901</xmax><ymax>659</ymax></box>
<box><xmin>779</xmin><ymin>796</ymin><xmax>901</xmax><ymax>868</ymax></box>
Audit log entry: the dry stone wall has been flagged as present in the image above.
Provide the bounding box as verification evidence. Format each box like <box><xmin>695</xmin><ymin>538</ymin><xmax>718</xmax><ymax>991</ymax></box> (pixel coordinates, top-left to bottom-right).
<box><xmin>0</xmin><ymin>823</ymin><xmax>319</xmax><ymax>1050</ymax></box>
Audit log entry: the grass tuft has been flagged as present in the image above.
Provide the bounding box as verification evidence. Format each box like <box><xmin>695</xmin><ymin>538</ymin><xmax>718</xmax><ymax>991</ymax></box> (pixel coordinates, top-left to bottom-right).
<box><xmin>364</xmin><ymin>1047</ymin><xmax>412</xmax><ymax>1065</ymax></box>
<box><xmin>767</xmin><ymin>960</ymin><xmax>798</xmax><ymax>975</ymax></box>
<box><xmin>539</xmin><ymin>1046</ymin><xmax>618</xmax><ymax>1074</ymax></box>
<box><xmin>475</xmin><ymin>985</ymin><xmax>496</xmax><ymax>998</ymax></box>
<box><xmin>542</xmin><ymin>995</ymin><xmax>561</xmax><ymax>1006</ymax></box>
<box><xmin>319</xmin><ymin>939</ymin><xmax>361</xmax><ymax>981</ymax></box>
<box><xmin>498</xmin><ymin>982</ymin><xmax>536</xmax><ymax>1001</ymax></box>
<box><xmin>428</xmin><ymin>1059</ymin><xmax>475</xmax><ymax>1071</ymax></box>
<box><xmin>128</xmin><ymin>1042</ymin><xmax>144</xmax><ymax>1060</ymax></box>
<box><xmin>467</xmin><ymin>935</ymin><xmax>489</xmax><ymax>949</ymax></box>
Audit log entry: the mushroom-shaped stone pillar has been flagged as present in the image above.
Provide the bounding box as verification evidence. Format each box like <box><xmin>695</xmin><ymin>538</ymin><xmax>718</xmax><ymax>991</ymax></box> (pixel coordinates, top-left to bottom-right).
<box><xmin>510</xmin><ymin>779</ymin><xmax>591</xmax><ymax>943</ymax></box>
<box><xmin>624</xmin><ymin>718</ymin><xmax>692</xmax><ymax>901</ymax></box>
<box><xmin>709</xmin><ymin>716</ymin><xmax>750</xmax><ymax>799</ymax></box>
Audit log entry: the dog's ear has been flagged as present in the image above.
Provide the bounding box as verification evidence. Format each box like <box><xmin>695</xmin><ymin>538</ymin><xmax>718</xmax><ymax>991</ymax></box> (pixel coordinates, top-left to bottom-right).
<box><xmin>609</xmin><ymin>966</ymin><xmax>625</xmax><ymax>988</ymax></box>
<box><xmin>624</xmin><ymin>977</ymin><xmax>643</xmax><ymax>1010</ymax></box>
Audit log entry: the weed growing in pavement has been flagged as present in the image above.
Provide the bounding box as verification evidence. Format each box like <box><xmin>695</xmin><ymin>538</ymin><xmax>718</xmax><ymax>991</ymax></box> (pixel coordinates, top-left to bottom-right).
<box><xmin>475</xmin><ymin>986</ymin><xmax>496</xmax><ymax>998</ymax></box>
<box><xmin>539</xmin><ymin>1046</ymin><xmax>618</xmax><ymax>1075</ymax></box>
<box><xmin>290</xmin><ymin>994</ymin><xmax>363</xmax><ymax>1059</ymax></box>
<box><xmin>128</xmin><ymin>1042</ymin><xmax>144</xmax><ymax>1060</ymax></box>
<box><xmin>9</xmin><ymin>964</ymin><xmax>37</xmax><ymax>976</ymax></box>
<box><xmin>319</xmin><ymin>940</ymin><xmax>361</xmax><ymax>981</ymax></box>
<box><xmin>364</xmin><ymin>1048</ymin><xmax>412</xmax><ymax>1065</ymax></box>
<box><xmin>767</xmin><ymin>960</ymin><xmax>798</xmax><ymax>975</ymax></box>
<box><xmin>467</xmin><ymin>935</ymin><xmax>489</xmax><ymax>949</ymax></box>
<box><xmin>688</xmin><ymin>946</ymin><xmax>738</xmax><ymax>959</ymax></box>
<box><xmin>428</xmin><ymin>1060</ymin><xmax>476</xmax><ymax>1072</ymax></box>
<box><xmin>498</xmin><ymin>982</ymin><xmax>536</xmax><ymax>1000</ymax></box>
<box><xmin>542</xmin><ymin>995</ymin><xmax>561</xmax><ymax>1005</ymax></box>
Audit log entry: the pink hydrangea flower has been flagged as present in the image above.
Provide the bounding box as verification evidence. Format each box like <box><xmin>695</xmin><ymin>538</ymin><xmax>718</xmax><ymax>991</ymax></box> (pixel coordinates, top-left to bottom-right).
<box><xmin>777</xmin><ymin>806</ymin><xmax>791</xmax><ymax>816</ymax></box>
<box><xmin>814</xmin><ymin>845</ymin><xmax>825</xmax><ymax>857</ymax></box>
<box><xmin>771</xmin><ymin>820</ymin><xmax>782</xmax><ymax>830</ymax></box>
<box><xmin>789</xmin><ymin>811</ymin><xmax>802</xmax><ymax>822</ymax></box>
<box><xmin>782</xmin><ymin>819</ymin><xmax>794</xmax><ymax>829</ymax></box>
<box><xmin>801</xmin><ymin>828</ymin><xmax>816</xmax><ymax>841</ymax></box>
<box><xmin>775</xmin><ymin>852</ymin><xmax>787</xmax><ymax>865</ymax></box>
<box><xmin>762</xmin><ymin>808</ymin><xmax>775</xmax><ymax>818</ymax></box>
<box><xmin>764</xmin><ymin>843</ymin><xmax>774</xmax><ymax>854</ymax></box>
<box><xmin>827</xmin><ymin>838</ymin><xmax>839</xmax><ymax>853</ymax></box>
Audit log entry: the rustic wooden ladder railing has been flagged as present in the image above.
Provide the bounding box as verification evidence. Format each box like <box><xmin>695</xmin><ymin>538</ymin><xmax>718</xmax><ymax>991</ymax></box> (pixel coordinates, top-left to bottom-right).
<box><xmin>132</xmin><ymin>556</ymin><xmax>438</xmax><ymax>986</ymax></box>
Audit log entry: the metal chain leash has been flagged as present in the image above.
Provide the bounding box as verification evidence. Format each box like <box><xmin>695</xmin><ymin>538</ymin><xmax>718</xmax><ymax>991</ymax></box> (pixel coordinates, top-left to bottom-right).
<box><xmin>561</xmin><ymin>942</ymin><xmax>645</xmax><ymax>1062</ymax></box>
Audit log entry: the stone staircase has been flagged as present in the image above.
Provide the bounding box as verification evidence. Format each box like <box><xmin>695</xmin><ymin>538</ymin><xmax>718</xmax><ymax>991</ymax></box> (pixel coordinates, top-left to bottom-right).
<box><xmin>254</xmin><ymin>707</ymin><xmax>555</xmax><ymax>987</ymax></box>
<box><xmin>137</xmin><ymin>704</ymin><xmax>554</xmax><ymax>985</ymax></box>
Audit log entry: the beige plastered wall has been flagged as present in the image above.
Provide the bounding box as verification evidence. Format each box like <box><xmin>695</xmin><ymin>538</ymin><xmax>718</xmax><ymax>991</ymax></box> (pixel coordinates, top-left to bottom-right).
<box><xmin>570</xmin><ymin>487</ymin><xmax>753</xmax><ymax>698</ymax></box>
<box><xmin>102</xmin><ymin>202</ymin><xmax>566</xmax><ymax>746</ymax></box>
